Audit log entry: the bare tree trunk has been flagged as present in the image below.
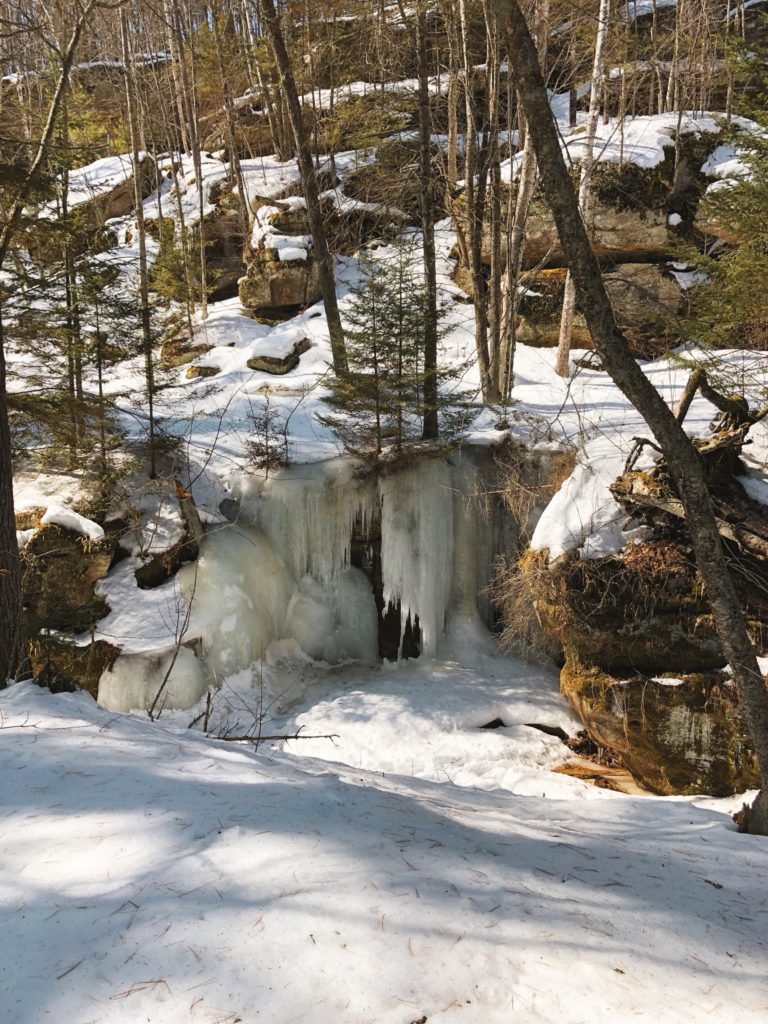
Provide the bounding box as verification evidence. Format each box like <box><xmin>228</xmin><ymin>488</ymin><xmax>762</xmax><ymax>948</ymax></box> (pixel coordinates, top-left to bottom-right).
<box><xmin>212</xmin><ymin>1</ymin><xmax>250</xmax><ymax>238</ymax></box>
<box><xmin>257</xmin><ymin>0</ymin><xmax>347</xmax><ymax>374</ymax></box>
<box><xmin>439</xmin><ymin>0</ymin><xmax>461</xmax><ymax>186</ymax></box>
<box><xmin>122</xmin><ymin>8</ymin><xmax>157</xmax><ymax>479</ymax></box>
<box><xmin>499</xmin><ymin>0</ymin><xmax>548</xmax><ymax>399</ymax></box>
<box><xmin>416</xmin><ymin>5</ymin><xmax>439</xmax><ymax>440</ymax></box>
<box><xmin>484</xmin><ymin>0</ymin><xmax>503</xmax><ymax>393</ymax></box>
<box><xmin>555</xmin><ymin>0</ymin><xmax>610</xmax><ymax>379</ymax></box>
<box><xmin>163</xmin><ymin>0</ymin><xmax>190</xmax><ymax>153</ymax></box>
<box><xmin>459</xmin><ymin>0</ymin><xmax>498</xmax><ymax>401</ymax></box>
<box><xmin>493</xmin><ymin>0</ymin><xmax>768</xmax><ymax>832</ymax></box>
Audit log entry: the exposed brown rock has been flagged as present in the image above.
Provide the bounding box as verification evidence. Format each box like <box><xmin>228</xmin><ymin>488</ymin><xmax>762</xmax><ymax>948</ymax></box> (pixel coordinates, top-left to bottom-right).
<box><xmin>30</xmin><ymin>637</ymin><xmax>120</xmax><ymax>699</ymax></box>
<box><xmin>247</xmin><ymin>337</ymin><xmax>310</xmax><ymax>375</ymax></box>
<box><xmin>509</xmin><ymin>263</ymin><xmax>684</xmax><ymax>350</ymax></box>
<box><xmin>21</xmin><ymin>524</ymin><xmax>115</xmax><ymax>634</ymax></box>
<box><xmin>239</xmin><ymin>254</ymin><xmax>322</xmax><ymax>312</ymax></box>
<box><xmin>186</xmin><ymin>364</ymin><xmax>220</xmax><ymax>379</ymax></box>
<box><xmin>160</xmin><ymin>337</ymin><xmax>212</xmax><ymax>369</ymax></box>
<box><xmin>561</xmin><ymin>655</ymin><xmax>760</xmax><ymax>796</ymax></box>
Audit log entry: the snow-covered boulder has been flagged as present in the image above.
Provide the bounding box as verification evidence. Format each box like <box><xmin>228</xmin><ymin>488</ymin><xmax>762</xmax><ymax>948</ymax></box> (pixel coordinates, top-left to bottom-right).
<box><xmin>247</xmin><ymin>336</ymin><xmax>310</xmax><ymax>374</ymax></box>
<box><xmin>54</xmin><ymin>153</ymin><xmax>159</xmax><ymax>231</ymax></box>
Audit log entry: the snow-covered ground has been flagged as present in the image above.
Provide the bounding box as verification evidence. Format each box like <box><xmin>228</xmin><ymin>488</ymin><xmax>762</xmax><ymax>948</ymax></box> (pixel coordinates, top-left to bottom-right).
<box><xmin>1</xmin><ymin>672</ymin><xmax>767</xmax><ymax>1024</ymax></box>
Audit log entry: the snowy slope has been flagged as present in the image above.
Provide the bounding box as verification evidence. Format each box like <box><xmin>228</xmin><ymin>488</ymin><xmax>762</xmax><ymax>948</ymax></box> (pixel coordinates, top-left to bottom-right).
<box><xmin>1</xmin><ymin>681</ymin><xmax>767</xmax><ymax>1024</ymax></box>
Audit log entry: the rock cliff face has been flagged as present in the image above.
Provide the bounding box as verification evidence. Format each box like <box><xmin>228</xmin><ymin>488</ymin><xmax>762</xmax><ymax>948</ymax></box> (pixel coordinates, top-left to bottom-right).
<box><xmin>513</xmin><ymin>263</ymin><xmax>685</xmax><ymax>350</ymax></box>
<box><xmin>238</xmin><ymin>194</ymin><xmax>398</xmax><ymax>314</ymax></box>
<box><xmin>19</xmin><ymin>517</ymin><xmax>124</xmax><ymax>698</ymax></box>
<box><xmin>239</xmin><ymin>250</ymin><xmax>322</xmax><ymax>313</ymax></box>
<box><xmin>520</xmin><ymin>538</ymin><xmax>764</xmax><ymax>795</ymax></box>
<box><xmin>452</xmin><ymin>161</ymin><xmax>676</xmax><ymax>273</ymax></box>
<box><xmin>450</xmin><ymin>137</ymin><xmax>727</xmax><ymax>356</ymax></box>
<box><xmin>561</xmin><ymin>657</ymin><xmax>759</xmax><ymax>796</ymax></box>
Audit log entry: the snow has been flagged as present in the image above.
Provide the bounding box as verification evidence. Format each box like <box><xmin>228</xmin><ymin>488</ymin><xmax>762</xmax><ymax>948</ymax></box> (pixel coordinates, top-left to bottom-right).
<box><xmin>2</xmin><ymin>679</ymin><xmax>767</xmax><ymax>1024</ymax></box>
<box><xmin>701</xmin><ymin>142</ymin><xmax>752</xmax><ymax>183</ymax></box>
<box><xmin>38</xmin><ymin>153</ymin><xmax>143</xmax><ymax>219</ymax></box>
<box><xmin>40</xmin><ymin>504</ymin><xmax>105</xmax><ymax>541</ymax></box>
<box><xmin>7</xmin><ymin>104</ymin><xmax>768</xmax><ymax>1022</ymax></box>
<box><xmin>624</xmin><ymin>0</ymin><xmax>679</xmax><ymax>18</ymax></box>
<box><xmin>503</xmin><ymin>112</ymin><xmax>757</xmax><ymax>180</ymax></box>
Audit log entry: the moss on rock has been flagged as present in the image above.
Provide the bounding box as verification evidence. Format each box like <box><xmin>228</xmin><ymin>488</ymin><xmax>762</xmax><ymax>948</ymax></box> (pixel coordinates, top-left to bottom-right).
<box><xmin>561</xmin><ymin>652</ymin><xmax>759</xmax><ymax>796</ymax></box>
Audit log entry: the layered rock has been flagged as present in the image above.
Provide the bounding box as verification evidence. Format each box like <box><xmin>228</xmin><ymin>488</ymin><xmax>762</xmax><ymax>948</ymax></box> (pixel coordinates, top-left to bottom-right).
<box><xmin>561</xmin><ymin>657</ymin><xmax>759</xmax><ymax>797</ymax></box>
<box><xmin>453</xmin><ymin>172</ymin><xmax>671</xmax><ymax>272</ymax></box>
<box><xmin>520</xmin><ymin>538</ymin><xmax>764</xmax><ymax>795</ymax></box>
<box><xmin>510</xmin><ymin>263</ymin><xmax>684</xmax><ymax>350</ymax></box>
<box><xmin>75</xmin><ymin>154</ymin><xmax>160</xmax><ymax>233</ymax></box>
<box><xmin>239</xmin><ymin>250</ymin><xmax>323</xmax><ymax>313</ymax></box>
<box><xmin>21</xmin><ymin>522</ymin><xmax>115</xmax><ymax>634</ymax></box>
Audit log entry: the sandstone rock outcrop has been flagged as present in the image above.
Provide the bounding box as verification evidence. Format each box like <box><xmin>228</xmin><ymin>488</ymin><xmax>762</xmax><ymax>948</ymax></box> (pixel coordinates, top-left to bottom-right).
<box><xmin>519</xmin><ymin>536</ymin><xmax>765</xmax><ymax>795</ymax></box>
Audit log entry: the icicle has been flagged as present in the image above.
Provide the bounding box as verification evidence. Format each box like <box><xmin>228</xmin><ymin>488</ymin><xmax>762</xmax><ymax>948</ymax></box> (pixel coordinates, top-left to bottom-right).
<box><xmin>246</xmin><ymin>459</ymin><xmax>378</xmax><ymax>585</ymax></box>
<box><xmin>379</xmin><ymin>459</ymin><xmax>454</xmax><ymax>659</ymax></box>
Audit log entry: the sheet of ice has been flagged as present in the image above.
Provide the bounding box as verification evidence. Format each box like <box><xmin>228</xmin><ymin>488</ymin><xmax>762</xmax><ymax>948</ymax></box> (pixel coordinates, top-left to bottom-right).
<box><xmin>98</xmin><ymin>645</ymin><xmax>207</xmax><ymax>712</ymax></box>
<box><xmin>380</xmin><ymin>458</ymin><xmax>454</xmax><ymax>658</ymax></box>
<box><xmin>1</xmin><ymin>680</ymin><xmax>767</xmax><ymax>1024</ymax></box>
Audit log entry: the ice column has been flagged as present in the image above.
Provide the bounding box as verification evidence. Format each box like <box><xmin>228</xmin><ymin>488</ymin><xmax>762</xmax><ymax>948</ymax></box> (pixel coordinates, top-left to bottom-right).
<box><xmin>379</xmin><ymin>458</ymin><xmax>454</xmax><ymax>658</ymax></box>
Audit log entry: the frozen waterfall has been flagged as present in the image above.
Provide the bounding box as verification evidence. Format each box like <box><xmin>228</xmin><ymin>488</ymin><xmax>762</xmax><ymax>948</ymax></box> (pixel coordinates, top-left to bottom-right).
<box><xmin>98</xmin><ymin>448</ymin><xmax>527</xmax><ymax>712</ymax></box>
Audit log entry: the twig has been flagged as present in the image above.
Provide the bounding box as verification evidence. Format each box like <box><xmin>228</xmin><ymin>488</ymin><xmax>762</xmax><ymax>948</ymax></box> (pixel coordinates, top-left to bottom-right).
<box><xmin>213</xmin><ymin>732</ymin><xmax>339</xmax><ymax>742</ymax></box>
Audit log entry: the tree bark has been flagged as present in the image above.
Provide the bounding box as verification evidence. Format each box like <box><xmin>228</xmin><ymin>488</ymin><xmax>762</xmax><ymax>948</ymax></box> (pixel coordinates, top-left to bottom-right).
<box><xmin>492</xmin><ymin>0</ymin><xmax>768</xmax><ymax>826</ymax></box>
<box><xmin>459</xmin><ymin>0</ymin><xmax>498</xmax><ymax>402</ymax></box>
<box><xmin>555</xmin><ymin>0</ymin><xmax>610</xmax><ymax>378</ymax></box>
<box><xmin>121</xmin><ymin>10</ymin><xmax>157</xmax><ymax>479</ymax></box>
<box><xmin>498</xmin><ymin>0</ymin><xmax>549</xmax><ymax>399</ymax></box>
<box><xmin>257</xmin><ymin>0</ymin><xmax>348</xmax><ymax>374</ymax></box>
<box><xmin>416</xmin><ymin>5</ymin><xmax>439</xmax><ymax>440</ymax></box>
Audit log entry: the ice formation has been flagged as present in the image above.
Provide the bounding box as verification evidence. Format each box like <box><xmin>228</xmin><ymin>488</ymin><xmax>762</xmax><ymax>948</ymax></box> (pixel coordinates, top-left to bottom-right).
<box><xmin>99</xmin><ymin>646</ymin><xmax>206</xmax><ymax>713</ymax></box>
<box><xmin>99</xmin><ymin>449</ymin><xmax>519</xmax><ymax>711</ymax></box>
<box><xmin>379</xmin><ymin>459</ymin><xmax>454</xmax><ymax>658</ymax></box>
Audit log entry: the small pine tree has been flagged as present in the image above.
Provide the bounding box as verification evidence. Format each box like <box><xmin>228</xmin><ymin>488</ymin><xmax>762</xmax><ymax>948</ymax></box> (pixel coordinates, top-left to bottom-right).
<box><xmin>245</xmin><ymin>394</ymin><xmax>289</xmax><ymax>477</ymax></box>
<box><xmin>320</xmin><ymin>246</ymin><xmax>474</xmax><ymax>461</ymax></box>
<box><xmin>685</xmin><ymin>130</ymin><xmax>768</xmax><ymax>354</ymax></box>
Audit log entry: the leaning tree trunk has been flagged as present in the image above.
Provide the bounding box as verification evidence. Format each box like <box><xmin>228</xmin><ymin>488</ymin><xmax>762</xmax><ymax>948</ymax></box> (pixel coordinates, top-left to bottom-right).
<box><xmin>492</xmin><ymin>0</ymin><xmax>768</xmax><ymax>833</ymax></box>
<box><xmin>257</xmin><ymin>0</ymin><xmax>348</xmax><ymax>374</ymax></box>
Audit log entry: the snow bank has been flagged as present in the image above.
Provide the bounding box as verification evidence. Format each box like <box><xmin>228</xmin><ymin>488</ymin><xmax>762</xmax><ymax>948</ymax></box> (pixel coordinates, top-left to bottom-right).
<box><xmin>502</xmin><ymin>112</ymin><xmax>757</xmax><ymax>180</ymax></box>
<box><xmin>40</xmin><ymin>504</ymin><xmax>105</xmax><ymax>541</ymax></box>
<box><xmin>2</xmin><ymin>680</ymin><xmax>767</xmax><ymax>1024</ymax></box>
